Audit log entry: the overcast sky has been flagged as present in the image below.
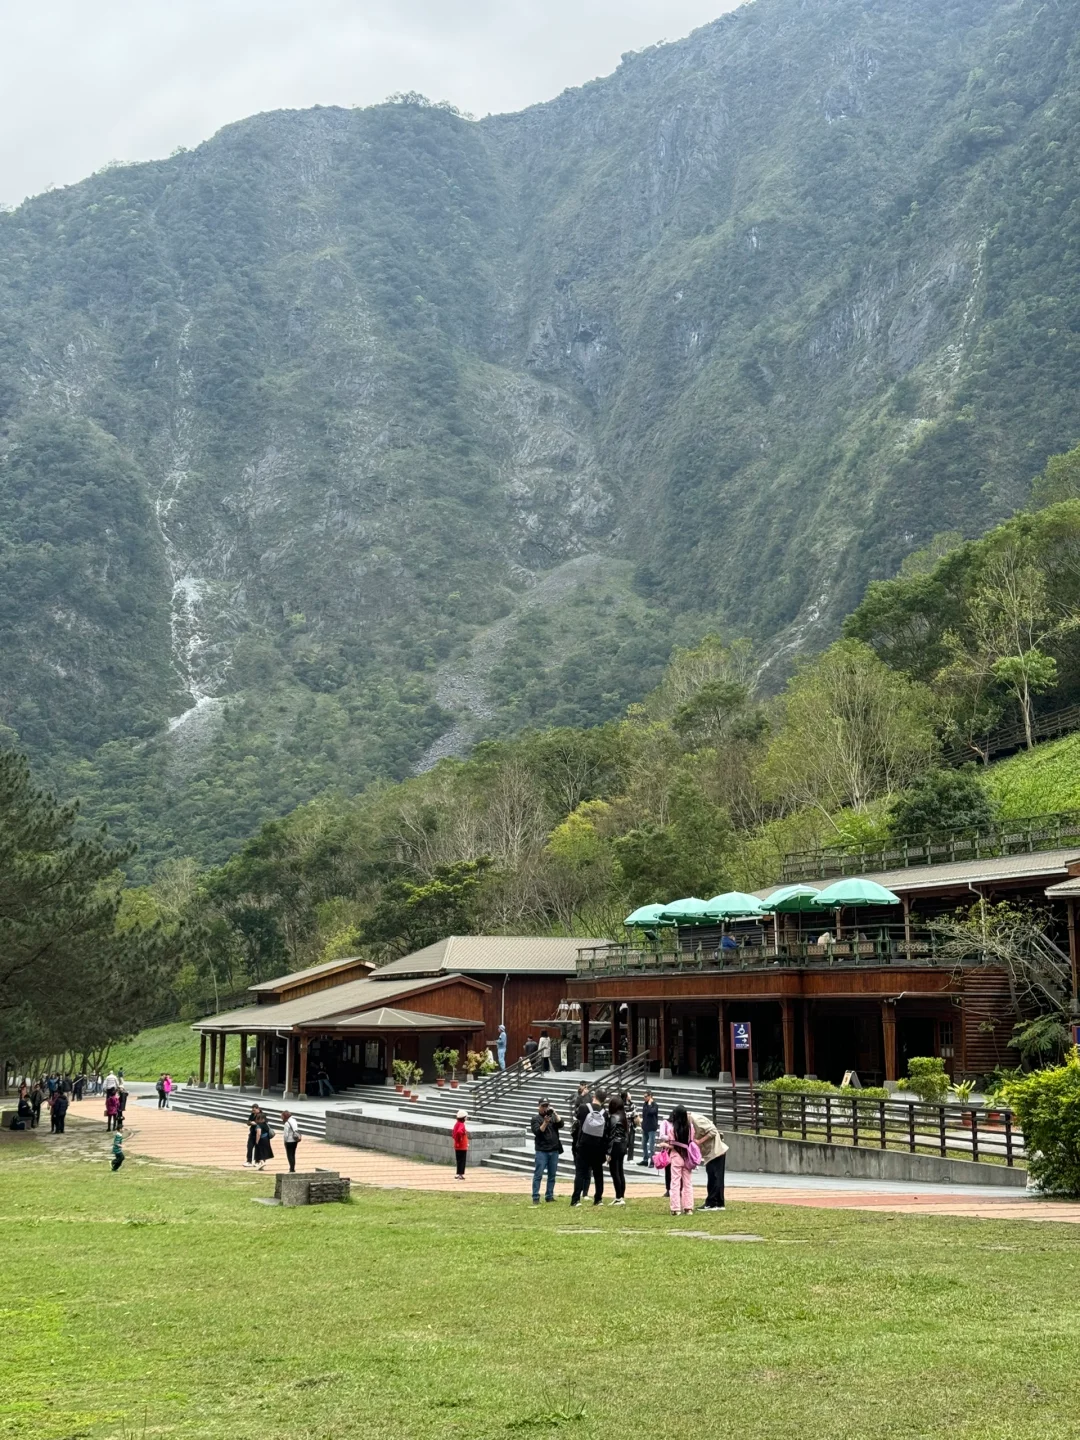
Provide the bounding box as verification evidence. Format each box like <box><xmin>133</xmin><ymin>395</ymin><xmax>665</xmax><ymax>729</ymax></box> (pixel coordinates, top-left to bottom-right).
<box><xmin>1</xmin><ymin>0</ymin><xmax>742</xmax><ymax>208</ymax></box>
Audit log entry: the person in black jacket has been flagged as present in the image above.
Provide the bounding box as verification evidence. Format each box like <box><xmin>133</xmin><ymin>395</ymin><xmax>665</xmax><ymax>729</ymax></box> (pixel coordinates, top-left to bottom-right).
<box><xmin>530</xmin><ymin>1098</ymin><xmax>562</xmax><ymax>1204</ymax></box>
<box><xmin>571</xmin><ymin>1096</ymin><xmax>609</xmax><ymax>1207</ymax></box>
<box><xmin>637</xmin><ymin>1091</ymin><xmax>659</xmax><ymax>1166</ymax></box>
<box><xmin>606</xmin><ymin>1095</ymin><xmax>630</xmax><ymax>1205</ymax></box>
<box><xmin>51</xmin><ymin>1091</ymin><xmax>69</xmax><ymax>1134</ymax></box>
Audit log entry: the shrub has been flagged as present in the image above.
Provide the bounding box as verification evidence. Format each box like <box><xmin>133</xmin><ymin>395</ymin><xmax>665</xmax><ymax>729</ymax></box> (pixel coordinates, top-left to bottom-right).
<box><xmin>759</xmin><ymin>1077</ymin><xmax>839</xmax><ymax>1095</ymax></box>
<box><xmin>896</xmin><ymin>1056</ymin><xmax>950</xmax><ymax>1103</ymax></box>
<box><xmin>888</xmin><ymin>767</ymin><xmax>995</xmax><ymax>839</ymax></box>
<box><xmin>1003</xmin><ymin>1050</ymin><xmax>1080</xmax><ymax>1194</ymax></box>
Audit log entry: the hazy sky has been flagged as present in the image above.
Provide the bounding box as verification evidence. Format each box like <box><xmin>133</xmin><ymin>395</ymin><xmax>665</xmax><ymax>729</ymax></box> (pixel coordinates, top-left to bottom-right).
<box><xmin>1</xmin><ymin>0</ymin><xmax>742</xmax><ymax>208</ymax></box>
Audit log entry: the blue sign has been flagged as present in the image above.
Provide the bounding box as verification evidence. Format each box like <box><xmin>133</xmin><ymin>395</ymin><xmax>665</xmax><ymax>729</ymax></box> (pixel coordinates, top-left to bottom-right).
<box><xmin>733</xmin><ymin>1022</ymin><xmax>751</xmax><ymax>1051</ymax></box>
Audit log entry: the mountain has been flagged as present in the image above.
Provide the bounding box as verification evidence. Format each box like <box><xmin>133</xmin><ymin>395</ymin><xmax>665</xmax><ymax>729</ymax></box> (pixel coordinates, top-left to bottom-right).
<box><xmin>1</xmin><ymin>0</ymin><xmax>1078</xmax><ymax>870</ymax></box>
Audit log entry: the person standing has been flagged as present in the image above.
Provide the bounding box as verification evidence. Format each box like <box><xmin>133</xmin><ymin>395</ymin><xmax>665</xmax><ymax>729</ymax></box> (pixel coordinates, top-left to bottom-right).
<box><xmin>689</xmin><ymin>1110</ymin><xmax>728</xmax><ymax>1211</ymax></box>
<box><xmin>281</xmin><ymin>1111</ymin><xmax>301</xmax><ymax>1173</ymax></box>
<box><xmin>496</xmin><ymin>1025</ymin><xmax>507</xmax><ymax>1071</ymax></box>
<box><xmin>537</xmin><ymin>1030</ymin><xmax>552</xmax><ymax>1073</ymax></box>
<box><xmin>571</xmin><ymin>1095</ymin><xmax>609</xmax><ymax>1208</ymax></box>
<box><xmin>569</xmin><ymin>1088</ymin><xmax>592</xmax><ymax>1201</ymax></box>
<box><xmin>116</xmin><ymin>1084</ymin><xmax>129</xmax><ymax>1129</ymax></box>
<box><xmin>105</xmin><ymin>1090</ymin><xmax>120</xmax><ymax>1131</ymax></box>
<box><xmin>104</xmin><ymin>1070</ymin><xmax>119</xmax><ymax>1096</ymax></box>
<box><xmin>452</xmin><ymin>1110</ymin><xmax>469</xmax><ymax>1179</ymax></box>
<box><xmin>245</xmin><ymin>1105</ymin><xmax>261</xmax><ymax>1166</ymax></box>
<box><xmin>622</xmin><ymin>1089</ymin><xmax>637</xmax><ymax>1162</ymax></box>
<box><xmin>73</xmin><ymin>1073</ymin><xmax>84</xmax><ymax>1102</ymax></box>
<box><xmin>162</xmin><ymin>1075</ymin><xmax>173</xmax><ymax>1107</ymax></box>
<box><xmin>637</xmin><ymin>1091</ymin><xmax>659</xmax><ymax>1166</ymax></box>
<box><xmin>111</xmin><ymin>1129</ymin><xmax>125</xmax><ymax>1172</ymax></box>
<box><xmin>530</xmin><ymin>1097</ymin><xmax>562</xmax><ymax>1204</ymax></box>
<box><xmin>51</xmin><ymin>1088</ymin><xmax>69</xmax><ymax>1135</ymax></box>
<box><xmin>606</xmin><ymin>1094</ymin><xmax>629</xmax><ymax>1206</ymax></box>
<box><xmin>254</xmin><ymin>1110</ymin><xmax>274</xmax><ymax>1171</ymax></box>
<box><xmin>156</xmin><ymin>1075</ymin><xmax>167</xmax><ymax>1109</ymax></box>
<box><xmin>30</xmin><ymin>1082</ymin><xmax>43</xmax><ymax>1129</ymax></box>
<box><xmin>316</xmin><ymin>1065</ymin><xmax>334</xmax><ymax>1098</ymax></box>
<box><xmin>662</xmin><ymin>1105</ymin><xmax>697</xmax><ymax>1217</ymax></box>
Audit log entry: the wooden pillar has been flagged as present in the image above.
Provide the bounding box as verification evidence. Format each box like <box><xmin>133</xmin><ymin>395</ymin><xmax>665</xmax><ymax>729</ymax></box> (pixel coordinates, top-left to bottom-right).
<box><xmin>298</xmin><ymin>1035</ymin><xmax>309</xmax><ymax>1099</ymax></box>
<box><xmin>238</xmin><ymin>1033</ymin><xmax>247</xmax><ymax>1091</ymax></box>
<box><xmin>1068</xmin><ymin>899</ymin><xmax>1079</xmax><ymax>1011</ymax></box>
<box><xmin>781</xmin><ymin>998</ymin><xmax>796</xmax><ymax>1076</ymax></box>
<box><xmin>611</xmin><ymin>1004</ymin><xmax>621</xmax><ymax>1066</ymax></box>
<box><xmin>628</xmin><ymin>1004</ymin><xmax>639</xmax><ymax>1058</ymax></box>
<box><xmin>198</xmin><ymin>1033</ymin><xmax>207</xmax><ymax>1087</ymax></box>
<box><xmin>259</xmin><ymin>1035</ymin><xmax>269</xmax><ymax>1093</ymax></box>
<box><xmin>580</xmin><ymin>1005</ymin><xmax>590</xmax><ymax>1069</ymax></box>
<box><xmin>718</xmin><ymin>1001</ymin><xmax>729</xmax><ymax>1080</ymax></box>
<box><xmin>802</xmin><ymin>1003</ymin><xmax>815</xmax><ymax>1077</ymax></box>
<box><xmin>659</xmin><ymin>1002</ymin><xmax>671</xmax><ymax>1077</ymax></box>
<box><xmin>903</xmin><ymin>896</ymin><xmax>912</xmax><ymax>958</ymax></box>
<box><xmin>208</xmin><ymin>1033</ymin><xmax>217</xmax><ymax>1089</ymax></box>
<box><xmin>219</xmin><ymin>1034</ymin><xmax>227</xmax><ymax>1088</ymax></box>
<box><xmin>284</xmin><ymin>1034</ymin><xmax>294</xmax><ymax>1097</ymax></box>
<box><xmin>882</xmin><ymin>1000</ymin><xmax>898</xmax><ymax>1083</ymax></box>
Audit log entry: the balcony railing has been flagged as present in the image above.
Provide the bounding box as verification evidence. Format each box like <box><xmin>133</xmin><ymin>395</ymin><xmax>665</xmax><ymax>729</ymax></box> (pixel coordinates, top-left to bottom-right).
<box><xmin>780</xmin><ymin>808</ymin><xmax>1080</xmax><ymax>884</ymax></box>
<box><xmin>576</xmin><ymin>928</ymin><xmax>971</xmax><ymax>977</ymax></box>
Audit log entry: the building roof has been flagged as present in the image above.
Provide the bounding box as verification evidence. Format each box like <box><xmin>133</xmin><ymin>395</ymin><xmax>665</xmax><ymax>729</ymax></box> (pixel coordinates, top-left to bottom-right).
<box><xmin>248</xmin><ymin>956</ymin><xmax>372</xmax><ymax>994</ymax></box>
<box><xmin>325</xmin><ymin>1007</ymin><xmax>484</xmax><ymax>1032</ymax></box>
<box><xmin>1045</xmin><ymin>876</ymin><xmax>1080</xmax><ymax>898</ymax></box>
<box><xmin>758</xmin><ymin>849</ymin><xmax>1080</xmax><ymax>903</ymax></box>
<box><xmin>193</xmin><ymin>972</ymin><xmax>489</xmax><ymax>1033</ymax></box>
<box><xmin>374</xmin><ymin>935</ymin><xmax>606</xmax><ymax>979</ymax></box>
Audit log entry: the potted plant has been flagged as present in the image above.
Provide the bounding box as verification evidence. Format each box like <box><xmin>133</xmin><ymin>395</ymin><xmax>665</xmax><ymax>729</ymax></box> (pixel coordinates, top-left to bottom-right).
<box><xmin>950</xmin><ymin>1077</ymin><xmax>976</xmax><ymax>1125</ymax></box>
<box><xmin>392</xmin><ymin>1059</ymin><xmax>411</xmax><ymax>1094</ymax></box>
<box><xmin>410</xmin><ymin>1062</ymin><xmax>425</xmax><ymax>1099</ymax></box>
<box><xmin>432</xmin><ymin>1048</ymin><xmax>449</xmax><ymax>1087</ymax></box>
<box><xmin>445</xmin><ymin>1049</ymin><xmax>460</xmax><ymax>1088</ymax></box>
<box><xmin>464</xmin><ymin>1050</ymin><xmax>488</xmax><ymax>1082</ymax></box>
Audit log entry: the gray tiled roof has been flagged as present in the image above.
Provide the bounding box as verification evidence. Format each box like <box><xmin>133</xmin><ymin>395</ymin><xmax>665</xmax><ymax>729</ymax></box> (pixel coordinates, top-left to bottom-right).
<box><xmin>193</xmin><ymin>972</ymin><xmax>487</xmax><ymax>1032</ymax></box>
<box><xmin>758</xmin><ymin>848</ymin><xmax>1080</xmax><ymax>901</ymax></box>
<box><xmin>374</xmin><ymin>935</ymin><xmax>606</xmax><ymax>978</ymax></box>
<box><xmin>248</xmin><ymin>955</ymin><xmax>371</xmax><ymax>993</ymax></box>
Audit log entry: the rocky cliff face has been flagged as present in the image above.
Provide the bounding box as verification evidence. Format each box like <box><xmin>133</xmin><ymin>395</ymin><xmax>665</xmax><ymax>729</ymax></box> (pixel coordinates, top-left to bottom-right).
<box><xmin>1</xmin><ymin>0</ymin><xmax>1077</xmax><ymax>865</ymax></box>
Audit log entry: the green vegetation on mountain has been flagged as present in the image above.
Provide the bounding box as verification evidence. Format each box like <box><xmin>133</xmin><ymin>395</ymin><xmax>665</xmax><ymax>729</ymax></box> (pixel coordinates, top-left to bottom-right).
<box><xmin>2</xmin><ymin>0</ymin><xmax>1080</xmax><ymax>867</ymax></box>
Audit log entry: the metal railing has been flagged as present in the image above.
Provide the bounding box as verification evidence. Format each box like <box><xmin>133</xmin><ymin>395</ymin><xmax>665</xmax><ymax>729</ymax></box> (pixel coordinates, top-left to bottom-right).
<box><xmin>577</xmin><ymin>930</ymin><xmax>966</xmax><ymax>977</ymax></box>
<box><xmin>781</xmin><ymin>808</ymin><xmax>1080</xmax><ymax>883</ymax></box>
<box><xmin>469</xmin><ymin>1054</ymin><xmax>544</xmax><ymax>1112</ymax></box>
<box><xmin>943</xmin><ymin>701</ymin><xmax>1080</xmax><ymax>765</ymax></box>
<box><xmin>708</xmin><ymin>1086</ymin><xmax>1022</xmax><ymax>1166</ymax></box>
<box><xmin>589</xmin><ymin>1053</ymin><xmax>651</xmax><ymax>1096</ymax></box>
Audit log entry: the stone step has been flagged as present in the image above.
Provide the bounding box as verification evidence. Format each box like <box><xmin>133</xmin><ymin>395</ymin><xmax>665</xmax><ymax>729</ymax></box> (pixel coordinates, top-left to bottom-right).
<box><xmin>168</xmin><ymin>1091</ymin><xmax>328</xmax><ymax>1139</ymax></box>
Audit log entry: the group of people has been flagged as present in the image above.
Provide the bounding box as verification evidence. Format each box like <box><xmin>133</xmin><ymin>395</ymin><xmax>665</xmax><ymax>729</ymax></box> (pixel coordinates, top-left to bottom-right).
<box><xmin>155</xmin><ymin>1074</ymin><xmax>174</xmax><ymax>1107</ymax></box>
<box><xmin>528</xmin><ymin>1084</ymin><xmax>728</xmax><ymax>1214</ymax></box>
<box><xmin>244</xmin><ymin>1103</ymin><xmax>303</xmax><ymax>1172</ymax></box>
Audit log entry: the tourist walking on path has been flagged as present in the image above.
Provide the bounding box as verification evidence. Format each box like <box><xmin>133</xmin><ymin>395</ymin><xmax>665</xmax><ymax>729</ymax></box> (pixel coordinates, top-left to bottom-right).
<box><xmin>689</xmin><ymin>1110</ymin><xmax>728</xmax><ymax>1211</ymax></box>
<box><xmin>245</xmin><ymin>1105</ymin><xmax>261</xmax><ymax>1166</ymax></box>
<box><xmin>254</xmin><ymin>1110</ymin><xmax>274</xmax><ymax>1170</ymax></box>
<box><xmin>452</xmin><ymin>1110</ymin><xmax>469</xmax><ymax>1179</ymax></box>
<box><xmin>111</xmin><ymin>1129</ymin><xmax>125</xmax><ymax>1171</ymax></box>
<box><xmin>104</xmin><ymin>1070</ymin><xmax>119</xmax><ymax>1096</ymax></box>
<box><xmin>282</xmin><ymin>1111</ymin><xmax>301</xmax><ymax>1173</ymax></box>
<box><xmin>497</xmin><ymin>1025</ymin><xmax>507</xmax><ymax>1071</ymax></box>
<box><xmin>637</xmin><ymin>1091</ymin><xmax>659</xmax><ymax>1167</ymax></box>
<box><xmin>530</xmin><ymin>1097</ymin><xmax>562</xmax><ymax>1204</ymax></box>
<box><xmin>660</xmin><ymin>1106</ymin><xmax>698</xmax><ymax>1217</ymax></box>
<box><xmin>606</xmin><ymin>1095</ymin><xmax>629</xmax><ymax>1206</ymax></box>
<box><xmin>571</xmin><ymin>1095</ymin><xmax>609</xmax><ymax>1207</ymax></box>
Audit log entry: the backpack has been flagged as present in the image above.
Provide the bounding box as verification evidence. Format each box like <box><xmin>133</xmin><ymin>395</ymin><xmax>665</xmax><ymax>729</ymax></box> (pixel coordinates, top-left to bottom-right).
<box><xmin>581</xmin><ymin>1108</ymin><xmax>607</xmax><ymax>1141</ymax></box>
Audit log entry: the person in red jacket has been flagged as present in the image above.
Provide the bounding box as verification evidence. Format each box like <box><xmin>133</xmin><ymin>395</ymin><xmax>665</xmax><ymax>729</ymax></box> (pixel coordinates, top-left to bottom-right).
<box><xmin>452</xmin><ymin>1110</ymin><xmax>469</xmax><ymax>1180</ymax></box>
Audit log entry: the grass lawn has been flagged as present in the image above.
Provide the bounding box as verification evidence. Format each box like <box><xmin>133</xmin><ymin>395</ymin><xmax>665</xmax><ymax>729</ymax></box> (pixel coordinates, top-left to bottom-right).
<box><xmin>105</xmin><ymin>1023</ymin><xmax>239</xmax><ymax>1082</ymax></box>
<box><xmin>2</xmin><ymin>1134</ymin><xmax>1079</xmax><ymax>1440</ymax></box>
<box><xmin>987</xmin><ymin>730</ymin><xmax>1080</xmax><ymax>816</ymax></box>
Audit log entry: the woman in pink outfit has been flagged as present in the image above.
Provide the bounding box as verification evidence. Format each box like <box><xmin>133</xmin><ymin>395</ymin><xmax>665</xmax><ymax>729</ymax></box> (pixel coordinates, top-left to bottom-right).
<box><xmin>659</xmin><ymin>1105</ymin><xmax>697</xmax><ymax>1216</ymax></box>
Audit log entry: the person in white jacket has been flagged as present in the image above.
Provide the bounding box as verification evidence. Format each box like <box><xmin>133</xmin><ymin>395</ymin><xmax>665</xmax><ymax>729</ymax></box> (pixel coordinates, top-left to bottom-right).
<box><xmin>688</xmin><ymin>1110</ymin><xmax>728</xmax><ymax>1211</ymax></box>
<box><xmin>281</xmin><ymin>1111</ymin><xmax>301</xmax><ymax>1173</ymax></box>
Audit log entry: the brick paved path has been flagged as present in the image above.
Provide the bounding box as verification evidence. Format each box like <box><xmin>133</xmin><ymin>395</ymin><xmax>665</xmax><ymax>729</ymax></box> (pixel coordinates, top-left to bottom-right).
<box><xmin>13</xmin><ymin>1101</ymin><xmax>1080</xmax><ymax>1222</ymax></box>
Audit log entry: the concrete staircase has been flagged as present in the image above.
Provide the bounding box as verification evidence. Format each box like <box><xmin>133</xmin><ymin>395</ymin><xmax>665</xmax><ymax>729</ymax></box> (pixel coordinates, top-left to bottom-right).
<box><xmin>426</xmin><ymin>1071</ymin><xmax>717</xmax><ymax>1133</ymax></box>
<box><xmin>166</xmin><ymin>1087</ymin><xmax>329</xmax><ymax>1139</ymax></box>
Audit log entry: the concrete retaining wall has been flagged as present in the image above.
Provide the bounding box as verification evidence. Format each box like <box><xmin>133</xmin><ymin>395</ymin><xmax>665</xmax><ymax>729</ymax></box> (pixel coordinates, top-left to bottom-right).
<box><xmin>325</xmin><ymin>1106</ymin><xmax>520</xmax><ymax>1165</ymax></box>
<box><xmin>724</xmin><ymin>1131</ymin><xmax>1027</xmax><ymax>1187</ymax></box>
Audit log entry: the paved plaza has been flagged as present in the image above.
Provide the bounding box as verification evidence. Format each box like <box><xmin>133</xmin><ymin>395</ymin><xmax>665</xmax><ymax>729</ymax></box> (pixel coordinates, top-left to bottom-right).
<box><xmin>21</xmin><ymin>1097</ymin><xmax>1071</xmax><ymax>1223</ymax></box>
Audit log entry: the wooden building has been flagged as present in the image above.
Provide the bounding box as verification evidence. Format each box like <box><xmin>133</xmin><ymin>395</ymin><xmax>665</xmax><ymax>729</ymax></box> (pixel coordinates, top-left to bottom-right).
<box><xmin>192</xmin><ymin>935</ymin><xmax>600</xmax><ymax>1094</ymax></box>
<box><xmin>569</xmin><ymin>849</ymin><xmax>1080</xmax><ymax>1085</ymax></box>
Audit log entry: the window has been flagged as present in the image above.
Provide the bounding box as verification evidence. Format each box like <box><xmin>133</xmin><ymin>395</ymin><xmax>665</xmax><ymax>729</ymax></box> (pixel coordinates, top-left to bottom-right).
<box><xmin>939</xmin><ymin>1020</ymin><xmax>954</xmax><ymax>1059</ymax></box>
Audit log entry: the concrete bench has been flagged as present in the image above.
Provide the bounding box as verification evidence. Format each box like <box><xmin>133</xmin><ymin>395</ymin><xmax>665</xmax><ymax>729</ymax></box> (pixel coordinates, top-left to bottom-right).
<box><xmin>273</xmin><ymin>1168</ymin><xmax>351</xmax><ymax>1206</ymax></box>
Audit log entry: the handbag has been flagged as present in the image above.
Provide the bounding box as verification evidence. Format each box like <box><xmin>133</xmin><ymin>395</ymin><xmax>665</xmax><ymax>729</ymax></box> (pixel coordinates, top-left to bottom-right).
<box><xmin>651</xmin><ymin>1147</ymin><xmax>669</xmax><ymax>1169</ymax></box>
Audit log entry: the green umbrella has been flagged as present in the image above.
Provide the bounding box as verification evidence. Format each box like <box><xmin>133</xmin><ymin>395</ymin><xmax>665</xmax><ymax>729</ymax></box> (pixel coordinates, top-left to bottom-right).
<box><xmin>762</xmin><ymin>884</ymin><xmax>823</xmax><ymax>914</ymax></box>
<box><xmin>812</xmin><ymin>878</ymin><xmax>900</xmax><ymax>907</ymax></box>
<box><xmin>623</xmin><ymin>903</ymin><xmax>670</xmax><ymax>928</ymax></box>
<box><xmin>703</xmin><ymin>891</ymin><xmax>766</xmax><ymax>919</ymax></box>
<box><xmin>657</xmin><ymin>896</ymin><xmax>711</xmax><ymax>923</ymax></box>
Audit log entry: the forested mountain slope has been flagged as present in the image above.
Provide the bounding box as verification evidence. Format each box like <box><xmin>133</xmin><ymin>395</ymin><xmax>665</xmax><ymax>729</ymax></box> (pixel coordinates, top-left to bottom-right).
<box><xmin>1</xmin><ymin>0</ymin><xmax>1078</xmax><ymax>868</ymax></box>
